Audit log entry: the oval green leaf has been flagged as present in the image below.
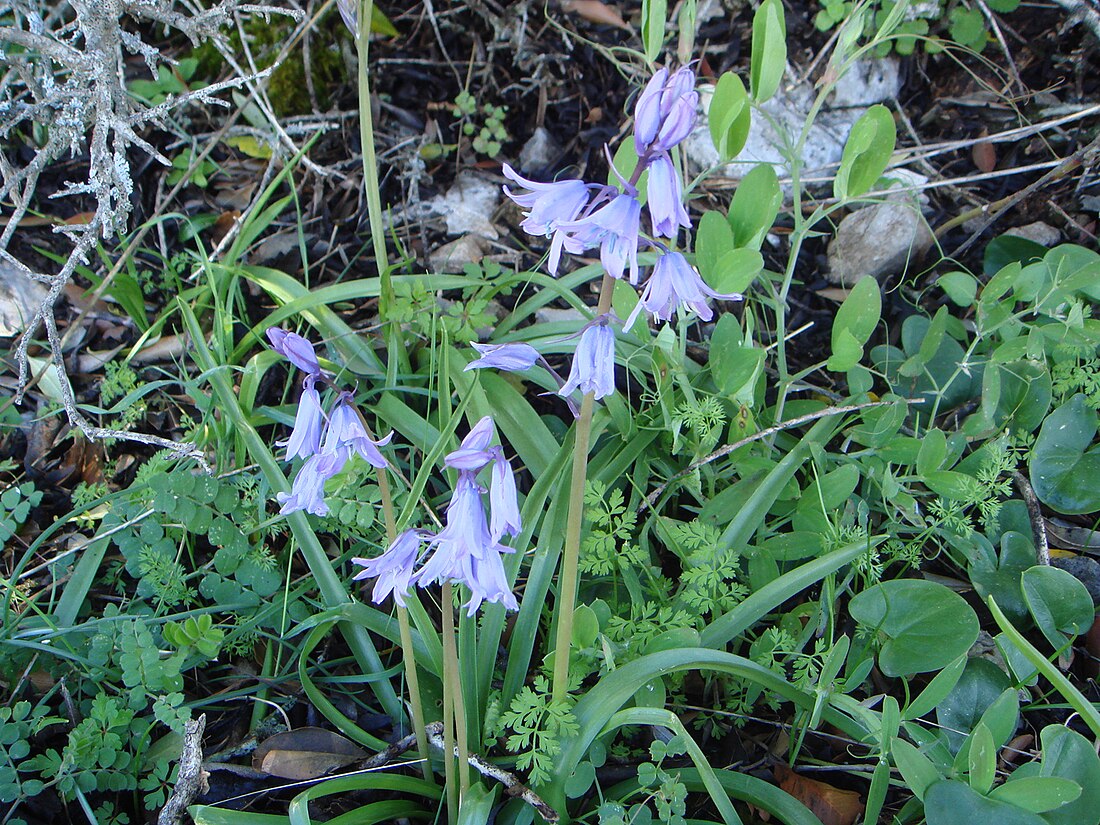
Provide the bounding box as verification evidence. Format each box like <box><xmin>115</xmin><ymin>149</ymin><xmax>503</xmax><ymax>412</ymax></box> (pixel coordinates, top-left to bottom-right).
<box><xmin>834</xmin><ymin>105</ymin><xmax>897</xmax><ymax>200</ymax></box>
<box><xmin>849</xmin><ymin>579</ymin><xmax>979</xmax><ymax>677</ymax></box>
<box><xmin>1029</xmin><ymin>394</ymin><xmax>1100</xmax><ymax>514</ymax></box>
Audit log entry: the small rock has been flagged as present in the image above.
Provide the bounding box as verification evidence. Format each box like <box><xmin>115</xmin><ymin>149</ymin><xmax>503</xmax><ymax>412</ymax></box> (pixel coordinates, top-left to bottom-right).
<box><xmin>518</xmin><ymin>127</ymin><xmax>561</xmax><ymax>174</ymax></box>
<box><xmin>1052</xmin><ymin>556</ymin><xmax>1100</xmax><ymax>605</ymax></box>
<box><xmin>430</xmin><ymin>173</ymin><xmax>500</xmax><ymax>239</ymax></box>
<box><xmin>826</xmin><ymin>201</ymin><xmax>934</xmax><ymax>286</ymax></box>
<box><xmin>0</xmin><ymin>260</ymin><xmax>49</xmax><ymax>338</ymax></box>
<box><xmin>1005</xmin><ymin>221</ymin><xmax>1061</xmax><ymax>248</ymax></box>
<box><xmin>429</xmin><ymin>235</ymin><xmax>487</xmax><ymax>273</ymax></box>
<box><xmin>969</xmin><ymin>630</ymin><xmax>1008</xmax><ymax>671</ymax></box>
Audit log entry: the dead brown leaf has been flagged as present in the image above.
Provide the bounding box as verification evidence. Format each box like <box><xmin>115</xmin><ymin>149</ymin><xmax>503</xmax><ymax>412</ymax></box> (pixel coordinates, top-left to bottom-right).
<box><xmin>253</xmin><ymin>727</ymin><xmax>367</xmax><ymax>780</ymax></box>
<box><xmin>775</xmin><ymin>764</ymin><xmax>864</xmax><ymax>825</ymax></box>
<box><xmin>972</xmin><ymin>130</ymin><xmax>996</xmax><ymax>174</ymax></box>
<box><xmin>561</xmin><ymin>0</ymin><xmax>630</xmax><ymax>29</ymax></box>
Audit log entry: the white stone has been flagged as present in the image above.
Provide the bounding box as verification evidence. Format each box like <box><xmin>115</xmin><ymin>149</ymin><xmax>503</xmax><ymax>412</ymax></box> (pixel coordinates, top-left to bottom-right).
<box><xmin>518</xmin><ymin>127</ymin><xmax>560</xmax><ymax>173</ymax></box>
<box><xmin>429</xmin><ymin>234</ymin><xmax>487</xmax><ymax>273</ymax></box>
<box><xmin>686</xmin><ymin>57</ymin><xmax>902</xmax><ymax>186</ymax></box>
<box><xmin>429</xmin><ymin>173</ymin><xmax>500</xmax><ymax>239</ymax></box>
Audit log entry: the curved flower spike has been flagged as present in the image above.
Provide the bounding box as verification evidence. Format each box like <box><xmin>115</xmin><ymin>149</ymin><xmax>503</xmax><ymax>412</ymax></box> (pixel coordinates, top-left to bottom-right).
<box><xmin>560</xmin><ymin>315</ymin><xmax>617</xmax><ymax>400</ymax></box>
<box><xmin>445</xmin><ymin>416</ymin><xmax>497</xmax><ymax>471</ymax></box>
<box><xmin>624</xmin><ymin>252</ymin><xmax>743</xmax><ymax>329</ymax></box>
<box><xmin>267</xmin><ymin>328</ymin><xmax>322</xmax><ymax>377</ymax></box>
<box><xmin>352</xmin><ymin>529</ymin><xmax>429</xmax><ymax>608</ymax></box>
<box><xmin>323</xmin><ymin>397</ymin><xmax>392</xmax><ymax>468</ymax></box>
<box><xmin>465</xmin><ymin>342</ymin><xmax>540</xmax><ymax>373</ymax></box>
<box><xmin>647</xmin><ymin>153</ymin><xmax>691</xmax><ymax>238</ymax></box>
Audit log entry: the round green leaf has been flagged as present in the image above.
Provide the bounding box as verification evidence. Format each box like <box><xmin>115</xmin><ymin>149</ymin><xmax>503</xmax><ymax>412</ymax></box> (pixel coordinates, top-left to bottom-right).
<box><xmin>1029</xmin><ymin>395</ymin><xmax>1100</xmax><ymax>514</ymax></box>
<box><xmin>990</xmin><ymin>776</ymin><xmax>1081</xmax><ymax>813</ymax></box>
<box><xmin>728</xmin><ymin>163</ymin><xmax>781</xmax><ymax>250</ymax></box>
<box><xmin>709</xmin><ymin>72</ymin><xmax>751</xmax><ymax>161</ymax></box>
<box><xmin>849</xmin><ymin>579</ymin><xmax>979</xmax><ymax>676</ymax></box>
<box><xmin>1021</xmin><ymin>565</ymin><xmax>1095</xmax><ymax>650</ymax></box>
<box><xmin>1037</xmin><ymin>724</ymin><xmax>1100</xmax><ymax>825</ymax></box>
<box><xmin>749</xmin><ymin>0</ymin><xmax>787</xmax><ymax>103</ymax></box>
<box><xmin>937</xmin><ymin>659</ymin><xmax>1011</xmax><ymax>754</ymax></box>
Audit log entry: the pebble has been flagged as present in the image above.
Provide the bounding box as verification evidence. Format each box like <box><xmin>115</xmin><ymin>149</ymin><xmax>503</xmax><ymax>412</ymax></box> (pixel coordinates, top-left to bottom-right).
<box><xmin>1005</xmin><ymin>220</ymin><xmax>1061</xmax><ymax>247</ymax></box>
<box><xmin>685</xmin><ymin>57</ymin><xmax>902</xmax><ymax>185</ymax></box>
<box><xmin>429</xmin><ymin>235</ymin><xmax>487</xmax><ymax>273</ymax></box>
<box><xmin>826</xmin><ymin>200</ymin><xmax>934</xmax><ymax>286</ymax></box>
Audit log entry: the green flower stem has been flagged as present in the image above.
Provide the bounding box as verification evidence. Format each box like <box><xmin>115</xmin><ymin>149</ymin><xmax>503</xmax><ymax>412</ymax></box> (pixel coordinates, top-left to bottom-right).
<box><xmin>373</xmin><ymin>460</ymin><xmax>433</xmax><ymax>784</ymax></box>
<box><xmin>441</xmin><ymin>582</ymin><xmax>471</xmax><ymax>800</ymax></box>
<box><xmin>551</xmin><ymin>272</ymin><xmax>615</xmax><ymax>706</ymax></box>
<box><xmin>987</xmin><ymin>596</ymin><xmax>1100</xmax><ymax>739</ymax></box>
<box><xmin>440</xmin><ymin>582</ymin><xmax>460</xmax><ymax>822</ymax></box>
<box><xmin>180</xmin><ymin>301</ymin><xmax>404</xmax><ymax>725</ymax></box>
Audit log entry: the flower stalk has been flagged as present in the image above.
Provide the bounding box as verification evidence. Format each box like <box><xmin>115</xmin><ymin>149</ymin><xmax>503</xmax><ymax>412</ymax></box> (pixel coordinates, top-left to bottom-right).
<box><xmin>551</xmin><ymin>272</ymin><xmax>616</xmax><ymax>705</ymax></box>
<box><xmin>372</xmin><ymin>449</ymin><xmax>433</xmax><ymax>784</ymax></box>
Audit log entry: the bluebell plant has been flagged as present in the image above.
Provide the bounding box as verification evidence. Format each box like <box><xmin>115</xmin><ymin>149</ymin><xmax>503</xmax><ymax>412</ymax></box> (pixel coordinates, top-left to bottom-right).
<box><xmin>482</xmin><ymin>65</ymin><xmax>744</xmax><ymax>707</ymax></box>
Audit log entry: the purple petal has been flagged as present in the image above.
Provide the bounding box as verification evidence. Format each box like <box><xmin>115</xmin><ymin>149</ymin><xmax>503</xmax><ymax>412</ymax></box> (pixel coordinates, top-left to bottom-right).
<box><xmin>445</xmin><ymin>416</ymin><xmax>496</xmax><ymax>471</ymax></box>
<box><xmin>490</xmin><ymin>454</ymin><xmax>522</xmax><ymax>539</ymax></box>
<box><xmin>560</xmin><ymin>316</ymin><xmax>616</xmax><ymax>400</ymax></box>
<box><xmin>647</xmin><ymin>154</ymin><xmax>691</xmax><ymax>238</ymax></box>
<box><xmin>267</xmin><ymin>328</ymin><xmax>322</xmax><ymax>376</ymax></box>
<box><xmin>279</xmin><ymin>384</ymin><xmax>325</xmax><ymax>461</ymax></box>
<box><xmin>465</xmin><ymin>342</ymin><xmax>540</xmax><ymax>373</ymax></box>
<box><xmin>352</xmin><ymin>529</ymin><xmax>427</xmax><ymax>608</ymax></box>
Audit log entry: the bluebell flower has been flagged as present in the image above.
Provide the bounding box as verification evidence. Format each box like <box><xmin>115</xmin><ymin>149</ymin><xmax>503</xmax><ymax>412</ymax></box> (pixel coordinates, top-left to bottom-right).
<box><xmin>503</xmin><ymin>164</ymin><xmax>591</xmax><ymax>236</ymax></box>
<box><xmin>277</xmin><ymin>450</ymin><xmax>348</xmax><ymax>516</ymax></box>
<box><xmin>624</xmin><ymin>252</ymin><xmax>742</xmax><ymax>328</ymax></box>
<box><xmin>279</xmin><ymin>379</ymin><xmax>325</xmax><ymax>461</ymax></box>
<box><xmin>464</xmin><ymin>342</ymin><xmax>540</xmax><ymax>373</ymax></box>
<box><xmin>560</xmin><ymin>315</ymin><xmax>616</xmax><ymax>399</ymax></box>
<box><xmin>647</xmin><ymin>154</ymin><xmax>691</xmax><ymax>238</ymax></box>
<box><xmin>490</xmin><ymin>453</ymin><xmax>522</xmax><ymax>540</ymax></box>
<box><xmin>414</xmin><ymin>473</ymin><xmax>518</xmax><ymax>616</ymax></box>
<box><xmin>634</xmin><ymin>67</ymin><xmax>698</xmax><ymax>156</ymax></box>
<box><xmin>323</xmin><ymin>395</ymin><xmax>391</xmax><ymax>468</ymax></box>
<box><xmin>444</xmin><ymin>416</ymin><xmax>497</xmax><ymax>471</ymax></box>
<box><xmin>267</xmin><ymin>328</ymin><xmax>322</xmax><ymax>376</ymax></box>
<box><xmin>352</xmin><ymin>529</ymin><xmax>428</xmax><ymax>608</ymax></box>
<box><xmin>554</xmin><ymin>193</ymin><xmax>642</xmax><ymax>283</ymax></box>
<box><xmin>503</xmin><ymin>164</ymin><xmax>592</xmax><ymax>274</ymax></box>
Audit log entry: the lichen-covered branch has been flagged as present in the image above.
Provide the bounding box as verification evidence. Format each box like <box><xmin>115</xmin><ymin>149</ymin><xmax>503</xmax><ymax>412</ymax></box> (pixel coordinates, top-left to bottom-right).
<box><xmin>0</xmin><ymin>0</ymin><xmax>300</xmax><ymax>458</ymax></box>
